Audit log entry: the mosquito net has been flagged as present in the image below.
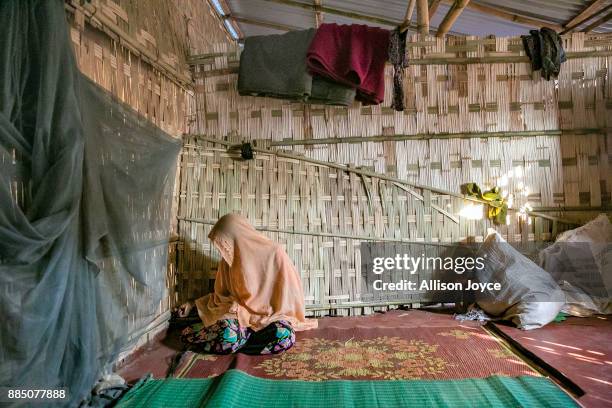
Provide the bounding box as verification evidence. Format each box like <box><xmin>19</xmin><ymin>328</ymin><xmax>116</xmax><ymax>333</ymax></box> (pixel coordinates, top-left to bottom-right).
<box><xmin>0</xmin><ymin>0</ymin><xmax>181</xmax><ymax>405</ymax></box>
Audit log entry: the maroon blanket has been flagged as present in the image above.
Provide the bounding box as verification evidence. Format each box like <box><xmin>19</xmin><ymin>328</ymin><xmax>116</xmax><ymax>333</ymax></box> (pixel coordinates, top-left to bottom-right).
<box><xmin>307</xmin><ymin>23</ymin><xmax>389</xmax><ymax>105</ymax></box>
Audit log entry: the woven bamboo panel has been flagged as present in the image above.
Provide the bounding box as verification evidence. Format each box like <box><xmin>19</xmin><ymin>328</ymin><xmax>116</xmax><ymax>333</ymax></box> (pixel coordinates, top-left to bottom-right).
<box><xmin>66</xmin><ymin>12</ymin><xmax>190</xmax><ymax>137</ymax></box>
<box><xmin>190</xmin><ymin>34</ymin><xmax>611</xmax><ymax>210</ymax></box>
<box><xmin>176</xmin><ymin>139</ymin><xmax>571</xmax><ymax>312</ymax></box>
<box><xmin>179</xmin><ymin>32</ymin><xmax>612</xmax><ymax>313</ymax></box>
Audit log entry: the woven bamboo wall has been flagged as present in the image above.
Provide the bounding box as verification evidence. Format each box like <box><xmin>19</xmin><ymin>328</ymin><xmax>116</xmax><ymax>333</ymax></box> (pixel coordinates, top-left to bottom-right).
<box><xmin>177</xmin><ymin>32</ymin><xmax>612</xmax><ymax>313</ymax></box>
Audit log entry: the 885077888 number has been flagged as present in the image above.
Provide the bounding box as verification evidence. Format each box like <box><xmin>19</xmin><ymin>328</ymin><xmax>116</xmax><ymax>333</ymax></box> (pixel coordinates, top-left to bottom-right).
<box><xmin>5</xmin><ymin>389</ymin><xmax>67</xmax><ymax>400</ymax></box>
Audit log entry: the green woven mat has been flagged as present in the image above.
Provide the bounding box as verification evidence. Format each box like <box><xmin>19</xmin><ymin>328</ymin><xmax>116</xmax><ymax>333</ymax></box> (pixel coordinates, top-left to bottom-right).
<box><xmin>116</xmin><ymin>369</ymin><xmax>577</xmax><ymax>408</ymax></box>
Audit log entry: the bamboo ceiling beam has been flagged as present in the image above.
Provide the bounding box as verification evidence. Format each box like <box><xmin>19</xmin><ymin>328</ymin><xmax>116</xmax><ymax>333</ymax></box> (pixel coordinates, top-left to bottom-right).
<box><xmin>212</xmin><ymin>0</ymin><xmax>244</xmax><ymax>41</ymax></box>
<box><xmin>228</xmin><ymin>14</ymin><xmax>302</xmax><ymax>32</ymax></box>
<box><xmin>465</xmin><ymin>1</ymin><xmax>562</xmax><ymax>31</ymax></box>
<box><xmin>261</xmin><ymin>0</ymin><xmax>420</xmax><ymax>31</ymax></box>
<box><xmin>436</xmin><ymin>0</ymin><xmax>470</xmax><ymax>37</ymax></box>
<box><xmin>416</xmin><ymin>0</ymin><xmax>430</xmax><ymax>35</ymax></box>
<box><xmin>583</xmin><ymin>9</ymin><xmax>612</xmax><ymax>32</ymax></box>
<box><xmin>192</xmin><ymin>48</ymin><xmax>612</xmax><ymax>74</ymax></box>
<box><xmin>400</xmin><ymin>0</ymin><xmax>417</xmax><ymax>31</ymax></box>
<box><xmin>564</xmin><ymin>0</ymin><xmax>608</xmax><ymax>29</ymax></box>
<box><xmin>561</xmin><ymin>4</ymin><xmax>612</xmax><ymax>34</ymax></box>
<box><xmin>429</xmin><ymin>0</ymin><xmax>443</xmax><ymax>19</ymax></box>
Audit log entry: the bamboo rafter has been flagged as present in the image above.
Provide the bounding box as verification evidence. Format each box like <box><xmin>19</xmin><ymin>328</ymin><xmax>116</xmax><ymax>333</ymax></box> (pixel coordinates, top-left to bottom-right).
<box><xmin>402</xmin><ymin>0</ymin><xmax>417</xmax><ymax>32</ymax></box>
<box><xmin>564</xmin><ymin>0</ymin><xmax>609</xmax><ymax>30</ymax></box>
<box><xmin>258</xmin><ymin>0</ymin><xmax>466</xmax><ymax>35</ymax></box>
<box><xmin>584</xmin><ymin>9</ymin><xmax>612</xmax><ymax>33</ymax></box>
<box><xmin>562</xmin><ymin>4</ymin><xmax>612</xmax><ymax>34</ymax></box>
<box><xmin>465</xmin><ymin>2</ymin><xmax>562</xmax><ymax>31</ymax></box>
<box><xmin>417</xmin><ymin>0</ymin><xmax>430</xmax><ymax>35</ymax></box>
<box><xmin>436</xmin><ymin>0</ymin><xmax>471</xmax><ymax>38</ymax></box>
<box><xmin>229</xmin><ymin>14</ymin><xmax>302</xmax><ymax>32</ymax></box>
<box><xmin>429</xmin><ymin>0</ymin><xmax>442</xmax><ymax>19</ymax></box>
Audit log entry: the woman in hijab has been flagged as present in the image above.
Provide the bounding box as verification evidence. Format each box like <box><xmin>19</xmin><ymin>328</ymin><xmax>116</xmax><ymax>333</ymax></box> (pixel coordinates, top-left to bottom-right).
<box><xmin>177</xmin><ymin>213</ymin><xmax>317</xmax><ymax>355</ymax></box>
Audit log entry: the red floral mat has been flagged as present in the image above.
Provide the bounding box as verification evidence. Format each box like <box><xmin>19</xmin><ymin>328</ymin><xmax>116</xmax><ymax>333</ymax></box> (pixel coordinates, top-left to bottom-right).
<box><xmin>174</xmin><ymin>316</ymin><xmax>539</xmax><ymax>381</ymax></box>
<box><xmin>495</xmin><ymin>316</ymin><xmax>612</xmax><ymax>408</ymax></box>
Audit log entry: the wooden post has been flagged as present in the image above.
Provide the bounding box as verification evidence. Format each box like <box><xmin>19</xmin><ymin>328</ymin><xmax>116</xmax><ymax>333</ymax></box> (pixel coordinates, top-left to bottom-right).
<box><xmin>416</xmin><ymin>0</ymin><xmax>429</xmax><ymax>35</ymax></box>
<box><xmin>437</xmin><ymin>0</ymin><xmax>470</xmax><ymax>37</ymax></box>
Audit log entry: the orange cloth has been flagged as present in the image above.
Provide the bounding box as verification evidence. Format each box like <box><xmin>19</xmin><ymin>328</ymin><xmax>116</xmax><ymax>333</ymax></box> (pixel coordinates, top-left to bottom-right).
<box><xmin>195</xmin><ymin>214</ymin><xmax>317</xmax><ymax>332</ymax></box>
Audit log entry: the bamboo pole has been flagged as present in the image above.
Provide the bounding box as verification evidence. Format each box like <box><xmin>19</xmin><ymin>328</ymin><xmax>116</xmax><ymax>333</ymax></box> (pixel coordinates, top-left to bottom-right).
<box><xmin>416</xmin><ymin>0</ymin><xmax>430</xmax><ymax>35</ymax></box>
<box><xmin>564</xmin><ymin>0</ymin><xmax>608</xmax><ymax>29</ymax></box>
<box><xmin>400</xmin><ymin>0</ymin><xmax>417</xmax><ymax>32</ymax></box>
<box><xmin>562</xmin><ymin>4</ymin><xmax>612</xmax><ymax>34</ymax></box>
<box><xmin>583</xmin><ymin>9</ymin><xmax>612</xmax><ymax>33</ymax></box>
<box><xmin>192</xmin><ymin>49</ymin><xmax>612</xmax><ymax>75</ymax></box>
<box><xmin>465</xmin><ymin>1</ymin><xmax>561</xmax><ymax>31</ymax></box>
<box><xmin>261</xmin><ymin>0</ymin><xmax>420</xmax><ymax>32</ymax></box>
<box><xmin>429</xmin><ymin>0</ymin><xmax>442</xmax><ymax>19</ymax></box>
<box><xmin>229</xmin><ymin>15</ymin><xmax>302</xmax><ymax>32</ymax></box>
<box><xmin>210</xmin><ymin>0</ymin><xmax>243</xmax><ymax>40</ymax></box>
<box><xmin>314</xmin><ymin>0</ymin><xmax>323</xmax><ymax>27</ymax></box>
<box><xmin>407</xmin><ymin>49</ymin><xmax>612</xmax><ymax>65</ymax></box>
<box><xmin>269</xmin><ymin>128</ymin><xmax>610</xmax><ymax>146</ymax></box>
<box><xmin>177</xmin><ymin>217</ymin><xmax>454</xmax><ymax>245</ymax></box>
<box><xmin>436</xmin><ymin>0</ymin><xmax>470</xmax><ymax>38</ymax></box>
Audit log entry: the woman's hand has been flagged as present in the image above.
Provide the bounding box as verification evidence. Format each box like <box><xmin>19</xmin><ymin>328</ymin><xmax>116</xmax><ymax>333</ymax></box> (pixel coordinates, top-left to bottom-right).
<box><xmin>177</xmin><ymin>301</ymin><xmax>195</xmax><ymax>318</ymax></box>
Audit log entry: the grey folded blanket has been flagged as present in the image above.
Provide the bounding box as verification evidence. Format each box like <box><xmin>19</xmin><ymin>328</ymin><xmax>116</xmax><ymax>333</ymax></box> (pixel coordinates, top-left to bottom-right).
<box><xmin>238</xmin><ymin>29</ymin><xmax>355</xmax><ymax>106</ymax></box>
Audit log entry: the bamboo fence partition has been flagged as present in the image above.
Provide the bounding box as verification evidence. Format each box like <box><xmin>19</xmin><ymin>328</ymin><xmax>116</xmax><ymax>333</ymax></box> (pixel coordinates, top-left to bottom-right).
<box><xmin>177</xmin><ymin>32</ymin><xmax>612</xmax><ymax>315</ymax></box>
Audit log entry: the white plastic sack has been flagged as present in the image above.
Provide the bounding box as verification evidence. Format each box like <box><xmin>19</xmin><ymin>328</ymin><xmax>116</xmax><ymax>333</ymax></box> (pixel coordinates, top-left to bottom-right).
<box><xmin>475</xmin><ymin>232</ymin><xmax>564</xmax><ymax>330</ymax></box>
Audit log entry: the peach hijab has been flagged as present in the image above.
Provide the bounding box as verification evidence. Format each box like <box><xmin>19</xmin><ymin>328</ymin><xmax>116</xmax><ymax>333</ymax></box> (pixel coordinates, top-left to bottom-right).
<box><xmin>195</xmin><ymin>213</ymin><xmax>317</xmax><ymax>332</ymax></box>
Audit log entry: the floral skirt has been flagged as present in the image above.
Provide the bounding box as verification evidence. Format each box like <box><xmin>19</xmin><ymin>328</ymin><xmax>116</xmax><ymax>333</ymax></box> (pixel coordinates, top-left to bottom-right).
<box><xmin>180</xmin><ymin>319</ymin><xmax>295</xmax><ymax>355</ymax></box>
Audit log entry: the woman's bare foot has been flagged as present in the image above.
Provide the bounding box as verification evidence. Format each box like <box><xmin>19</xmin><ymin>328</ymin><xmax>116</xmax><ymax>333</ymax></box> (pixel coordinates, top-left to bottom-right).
<box><xmin>176</xmin><ymin>301</ymin><xmax>194</xmax><ymax>318</ymax></box>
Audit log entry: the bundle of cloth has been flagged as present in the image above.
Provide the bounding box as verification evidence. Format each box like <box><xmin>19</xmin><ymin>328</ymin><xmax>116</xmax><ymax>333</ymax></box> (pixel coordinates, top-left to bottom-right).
<box><xmin>521</xmin><ymin>27</ymin><xmax>567</xmax><ymax>80</ymax></box>
<box><xmin>305</xmin><ymin>23</ymin><xmax>390</xmax><ymax>105</ymax></box>
<box><xmin>238</xmin><ymin>28</ymin><xmax>356</xmax><ymax>106</ymax></box>
<box><xmin>238</xmin><ymin>23</ymin><xmax>405</xmax><ymax>107</ymax></box>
